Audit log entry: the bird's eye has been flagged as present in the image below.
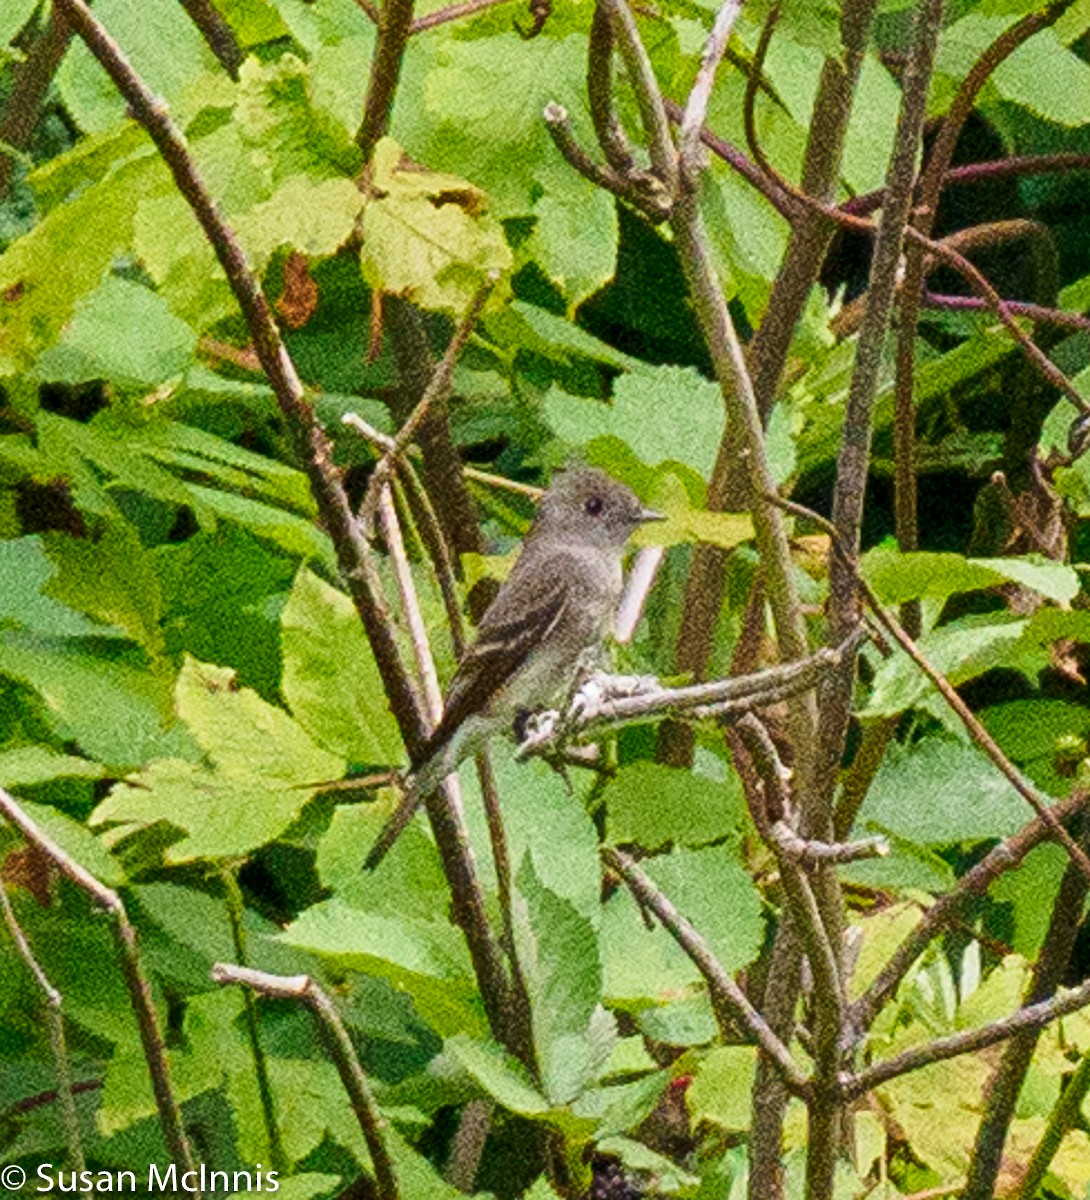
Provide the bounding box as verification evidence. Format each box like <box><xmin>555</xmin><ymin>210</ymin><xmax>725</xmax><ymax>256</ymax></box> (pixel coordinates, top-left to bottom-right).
<box><xmin>585</xmin><ymin>495</ymin><xmax>604</xmax><ymax>517</ymax></box>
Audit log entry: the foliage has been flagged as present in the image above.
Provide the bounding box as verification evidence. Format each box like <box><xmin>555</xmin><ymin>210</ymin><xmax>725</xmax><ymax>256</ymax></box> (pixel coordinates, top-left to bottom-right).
<box><xmin>2</xmin><ymin>1</ymin><xmax>1090</xmax><ymax>1199</ymax></box>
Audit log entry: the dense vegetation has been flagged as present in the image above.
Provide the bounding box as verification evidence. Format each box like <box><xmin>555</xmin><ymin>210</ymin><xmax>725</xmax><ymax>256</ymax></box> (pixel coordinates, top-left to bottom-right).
<box><xmin>2</xmin><ymin>0</ymin><xmax>1090</xmax><ymax>1197</ymax></box>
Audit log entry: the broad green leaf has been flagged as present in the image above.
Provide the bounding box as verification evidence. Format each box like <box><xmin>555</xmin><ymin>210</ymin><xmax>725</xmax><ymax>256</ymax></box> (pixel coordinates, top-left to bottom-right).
<box><xmin>513</xmin><ymin>853</ymin><xmax>612</xmax><ymax>1104</ymax></box>
<box><xmin>0</xmin><ymin>747</ymin><xmax>105</xmax><ymax>789</ymax></box>
<box><xmin>992</xmin><ymin>29</ymin><xmax>1090</xmax><ymax>126</ymax></box>
<box><xmin>359</xmin><ymin>139</ymin><xmax>512</xmax><ymax>316</ymax></box>
<box><xmin>281</xmin><ymin>568</ymin><xmax>405</xmax><ymax>765</ymax></box>
<box><xmin>992</xmin><ymin>843</ymin><xmax>1068</xmax><ymax>958</ymax></box>
<box><xmin>571</xmin><ymin>1070</ymin><xmax>671</xmax><ymax>1140</ymax></box>
<box><xmin>0</xmin><ymin>154</ymin><xmax>168</xmax><ymax>373</ymax></box>
<box><xmin>603</xmin><ymin>847</ymin><xmax>762</xmax><ymax>1005</ymax></box>
<box><xmin>56</xmin><ymin>0</ymin><xmax>214</xmax><ymax>134</ymax></box>
<box><xmin>840</xmin><ymin>56</ymin><xmax>901</xmax><ymax>193</ymax></box>
<box><xmin>34</xmin><ymin>276</ymin><xmax>196</xmax><ymax>387</ymax></box>
<box><xmin>215</xmin><ymin>0</ymin><xmax>290</xmax><ymax>46</ymax></box>
<box><xmin>445</xmin><ymin>1033</ymin><xmax>552</xmax><ymax>1116</ymax></box>
<box><xmin>529</xmin><ymin>182</ymin><xmax>618</xmax><ymax>308</ymax></box>
<box><xmin>862</xmin><ymin>616</ymin><xmax>1030</xmax><ymax>716</ymax></box>
<box><xmin>268</xmin><ymin>0</ymin><xmax>374</xmax><ymax>52</ymax></box>
<box><xmin>236</xmin><ymin>174</ymin><xmax>363</xmax><ymax>270</ymax></box>
<box><xmin>981</xmin><ymin>698</ymin><xmax>1090</xmax><ymax>795</ymax></box>
<box><xmin>186</xmin><ymin>483</ymin><xmax>335</xmax><ymax>565</ymax></box>
<box><xmin>688</xmin><ymin>1046</ymin><xmax>758</xmax><ymax>1131</ymax></box>
<box><xmin>43</xmin><ymin>524</ymin><xmax>166</xmax><ymax>662</ymax></box>
<box><xmin>0</xmin><ymin>537</ymin><xmax>105</xmax><ymax>638</ymax></box>
<box><xmin>177</xmin><ymin>657</ymin><xmax>343</xmax><ymax>782</ymax></box>
<box><xmin>862</xmin><ymin>547</ymin><xmax>1079</xmax><ymax>607</ymax></box>
<box><xmin>545</xmin><ymin>365</ymin><xmax>724</xmax><ymax>477</ymax></box>
<box><xmin>1</xmin><ymin>0</ymin><xmax>38</xmax><ymax>45</ymax></box>
<box><xmin>93</xmin><ymin>758</ymin><xmax>313</xmax><ymax>862</ymax></box>
<box><xmin>854</xmin><ymin>736</ymin><xmax>1033</xmax><ymax>845</ymax></box>
<box><xmin>0</xmin><ymin>633</ymin><xmax>195</xmax><ymax>770</ymax></box>
<box><xmin>279</xmin><ymin>899</ymin><xmax>481</xmax><ymax>1036</ymax></box>
<box><xmin>604</xmin><ymin>762</ymin><xmax>747</xmax><ymax>851</ymax></box>
<box><xmin>489</xmin><ymin>301</ymin><xmax>643</xmax><ymax>372</ymax></box>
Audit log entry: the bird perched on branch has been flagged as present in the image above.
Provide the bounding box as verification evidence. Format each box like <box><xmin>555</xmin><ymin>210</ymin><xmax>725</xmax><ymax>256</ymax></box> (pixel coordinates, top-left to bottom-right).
<box><xmin>364</xmin><ymin>467</ymin><xmax>663</xmax><ymax>870</ymax></box>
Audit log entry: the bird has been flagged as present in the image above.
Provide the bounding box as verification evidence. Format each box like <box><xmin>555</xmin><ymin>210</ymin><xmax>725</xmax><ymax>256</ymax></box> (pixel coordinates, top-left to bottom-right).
<box><xmin>364</xmin><ymin>467</ymin><xmax>663</xmax><ymax>870</ymax></box>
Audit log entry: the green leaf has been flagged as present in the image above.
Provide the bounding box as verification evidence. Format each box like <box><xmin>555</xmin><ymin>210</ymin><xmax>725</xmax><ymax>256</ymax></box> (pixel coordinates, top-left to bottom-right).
<box><xmin>862</xmin><ymin>547</ymin><xmax>1079</xmax><ymax>607</ymax></box>
<box><xmin>34</xmin><ymin>277</ymin><xmax>196</xmax><ymax>387</ymax></box>
<box><xmin>236</xmin><ymin>174</ymin><xmax>363</xmax><ymax>270</ymax></box>
<box><xmin>604</xmin><ymin>762</ymin><xmax>747</xmax><ymax>851</ymax></box>
<box><xmin>445</xmin><ymin>1032</ymin><xmax>552</xmax><ymax>1116</ymax></box>
<box><xmin>359</xmin><ymin>138</ymin><xmax>513</xmax><ymax>316</ymax></box>
<box><xmin>0</xmin><ymin>537</ymin><xmax>105</xmax><ymax>638</ymax></box>
<box><xmin>513</xmin><ymin>853</ymin><xmax>611</xmax><ymax>1104</ymax></box>
<box><xmin>281</xmin><ymin>568</ymin><xmax>406</xmax><ymax>765</ymax></box>
<box><xmin>43</xmin><ymin>524</ymin><xmax>166</xmax><ymax>663</ymax></box>
<box><xmin>545</xmin><ymin>365</ymin><xmax>724</xmax><ymax>477</ymax></box>
<box><xmin>528</xmin><ymin>182</ymin><xmax>618</xmax><ymax>309</ymax></box>
<box><xmin>0</xmin><ymin>747</ymin><xmax>105</xmax><ymax>789</ymax></box>
<box><xmin>56</xmin><ymin>0</ymin><xmax>214</xmax><ymax>134</ymax></box>
<box><xmin>489</xmin><ymin>301</ymin><xmax>643</xmax><ymax>372</ymax></box>
<box><xmin>280</xmin><ymin>899</ymin><xmax>481</xmax><ymax>1036</ymax></box>
<box><xmin>1</xmin><ymin>0</ymin><xmax>40</xmax><ymax>46</ymax></box>
<box><xmin>603</xmin><ymin>847</ymin><xmax>762</xmax><ymax>1006</ymax></box>
<box><xmin>0</xmin><ymin>634</ymin><xmax>195</xmax><ymax>770</ymax></box>
<box><xmin>991</xmin><ymin>29</ymin><xmax>1090</xmax><ymax>126</ymax></box>
<box><xmin>854</xmin><ymin>736</ymin><xmax>1033</xmax><ymax>845</ymax></box>
<box><xmin>688</xmin><ymin>1045</ymin><xmax>758</xmax><ymax>1132</ymax></box>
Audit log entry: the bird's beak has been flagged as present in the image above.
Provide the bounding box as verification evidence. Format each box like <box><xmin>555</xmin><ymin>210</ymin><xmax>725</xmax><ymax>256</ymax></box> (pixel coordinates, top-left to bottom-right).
<box><xmin>639</xmin><ymin>507</ymin><xmax>667</xmax><ymax>523</ymax></box>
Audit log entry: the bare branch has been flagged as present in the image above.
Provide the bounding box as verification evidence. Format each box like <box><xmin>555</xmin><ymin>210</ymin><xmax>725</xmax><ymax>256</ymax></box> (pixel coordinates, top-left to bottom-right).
<box><xmin>358</xmin><ymin>0</ymin><xmax>415</xmax><ymax>157</ymax></box>
<box><xmin>614</xmin><ymin>546</ymin><xmax>664</xmax><ymax>644</ymax></box>
<box><xmin>678</xmin><ymin>0</ymin><xmax>743</xmax><ymax>172</ymax></box>
<box><xmin>411</xmin><ymin>0</ymin><xmax>512</xmax><ymax>31</ymax></box>
<box><xmin>769</xmin><ymin>822</ymin><xmax>888</xmax><ymax>865</ymax></box>
<box><xmin>212</xmin><ymin>964</ymin><xmax>399</xmax><ymax>1200</ymax></box>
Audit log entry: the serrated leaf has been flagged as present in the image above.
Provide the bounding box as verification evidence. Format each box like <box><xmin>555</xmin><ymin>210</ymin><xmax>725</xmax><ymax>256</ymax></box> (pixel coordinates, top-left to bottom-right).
<box><xmin>359</xmin><ymin>138</ymin><xmax>512</xmax><ymax>316</ymax></box>
<box><xmin>281</xmin><ymin>568</ymin><xmax>406</xmax><ymax>765</ymax></box>
<box><xmin>444</xmin><ymin>1032</ymin><xmax>551</xmax><ymax>1115</ymax></box>
<box><xmin>236</xmin><ymin>174</ymin><xmax>363</xmax><ymax>270</ymax></box>
<box><xmin>513</xmin><ymin>853</ymin><xmax>610</xmax><ymax>1104</ymax></box>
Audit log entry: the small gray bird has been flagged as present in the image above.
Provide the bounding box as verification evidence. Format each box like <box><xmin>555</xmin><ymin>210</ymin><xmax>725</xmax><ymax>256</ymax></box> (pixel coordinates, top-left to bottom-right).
<box><xmin>364</xmin><ymin>467</ymin><xmax>663</xmax><ymax>870</ymax></box>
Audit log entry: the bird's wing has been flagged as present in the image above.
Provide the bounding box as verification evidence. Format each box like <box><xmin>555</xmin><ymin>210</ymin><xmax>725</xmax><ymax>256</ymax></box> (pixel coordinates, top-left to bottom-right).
<box><xmin>418</xmin><ymin>560</ymin><xmax>570</xmax><ymax>763</ymax></box>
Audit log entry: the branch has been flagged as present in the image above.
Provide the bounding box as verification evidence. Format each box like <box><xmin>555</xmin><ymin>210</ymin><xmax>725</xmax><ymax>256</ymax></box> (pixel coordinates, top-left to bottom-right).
<box><xmin>212</xmin><ymin>964</ymin><xmax>399</xmax><ymax>1200</ymax></box>
<box><xmin>359</xmin><ymin>276</ymin><xmax>496</xmax><ymax>535</ymax></box>
<box><xmin>842</xmin><ymin>974</ymin><xmax>1090</xmax><ymax>1100</ymax></box>
<box><xmin>358</xmin><ymin>0</ymin><xmax>415</xmax><ymax>157</ymax></box>
<box><xmin>411</xmin><ymin>0</ymin><xmax>512</xmax><ymax>31</ymax></box>
<box><xmin>678</xmin><ymin>0</ymin><xmax>743</xmax><ymax>173</ymax></box>
<box><xmin>768</xmin><ymin>822</ymin><xmax>887</xmax><ymax>865</ymax></box>
<box><xmin>614</xmin><ymin>545</ymin><xmax>664</xmax><ymax>645</ymax></box>
<box><xmin>515</xmin><ymin>640</ymin><xmax>858</xmax><ymax>759</ymax></box>
<box><xmin>921</xmin><ymin>291</ymin><xmax>1090</xmax><ymax>333</ymax></box>
<box><xmin>0</xmin><ymin>787</ymin><xmax>196</xmax><ymax>1182</ymax></box>
<box><xmin>588</xmin><ymin>1</ymin><xmax>637</xmax><ymax>175</ymax></box>
<box><xmin>0</xmin><ymin>881</ymin><xmax>85</xmax><ymax>1176</ymax></box>
<box><xmin>603</xmin><ymin>848</ymin><xmax>811</xmax><ymax>1098</ymax></box>
<box><xmin>178</xmin><ymin>0</ymin><xmax>242</xmax><ymax>78</ymax></box>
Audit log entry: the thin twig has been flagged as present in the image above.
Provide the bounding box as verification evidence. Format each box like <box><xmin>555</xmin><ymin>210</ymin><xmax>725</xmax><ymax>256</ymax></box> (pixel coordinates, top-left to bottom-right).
<box><xmin>614</xmin><ymin>546</ymin><xmax>664</xmax><ymax>644</ymax></box>
<box><xmin>678</xmin><ymin>0</ymin><xmax>744</xmax><ymax>172</ymax></box>
<box><xmin>358</xmin><ymin>0</ymin><xmax>416</xmax><ymax>157</ymax></box>
<box><xmin>921</xmin><ymin>291</ymin><xmax>1090</xmax><ymax>332</ymax></box>
<box><xmin>178</xmin><ymin>0</ymin><xmax>242</xmax><ymax>77</ymax></box>
<box><xmin>588</xmin><ymin>1</ymin><xmax>637</xmax><ymax>175</ymax></box>
<box><xmin>212</xmin><ymin>964</ymin><xmax>399</xmax><ymax>1200</ymax></box>
<box><xmin>769</xmin><ymin>823</ymin><xmax>888</xmax><ymax>865</ymax></box>
<box><xmin>222</xmin><ymin>869</ymin><xmax>286</xmax><ymax>1172</ymax></box>
<box><xmin>604</xmin><ymin>848</ymin><xmax>811</xmax><ymax>1098</ymax></box>
<box><xmin>0</xmin><ymin>787</ymin><xmax>197</xmax><ymax>1185</ymax></box>
<box><xmin>842</xmin><ymin>974</ymin><xmax>1090</xmax><ymax>1100</ymax></box>
<box><xmin>411</xmin><ymin>0</ymin><xmax>512</xmax><ymax>33</ymax></box>
<box><xmin>0</xmin><ymin>883</ymin><xmax>85</xmax><ymax>1176</ymax></box>
<box><xmin>360</xmin><ymin>277</ymin><xmax>496</xmax><ymax>535</ymax></box>
<box><xmin>599</xmin><ymin>0</ymin><xmax>677</xmax><ymax>197</ymax></box>
<box><xmin>353</xmin><ymin>0</ymin><xmax>382</xmax><ymax>23</ymax></box>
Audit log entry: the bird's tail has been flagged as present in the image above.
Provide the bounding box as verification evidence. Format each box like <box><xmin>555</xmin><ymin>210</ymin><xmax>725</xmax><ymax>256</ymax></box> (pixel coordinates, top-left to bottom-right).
<box><xmin>362</xmin><ymin>710</ymin><xmax>480</xmax><ymax>873</ymax></box>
